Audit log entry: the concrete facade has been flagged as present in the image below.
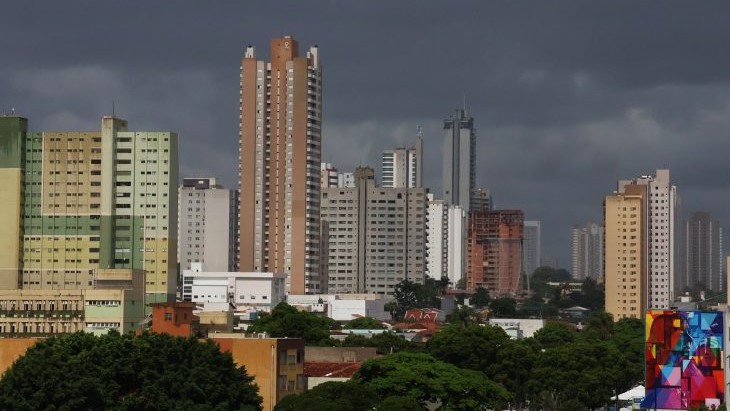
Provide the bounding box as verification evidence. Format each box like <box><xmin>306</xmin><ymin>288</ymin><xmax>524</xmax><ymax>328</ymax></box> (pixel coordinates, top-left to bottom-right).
<box><xmin>426</xmin><ymin>194</ymin><xmax>446</xmax><ymax>280</ymax></box>
<box><xmin>287</xmin><ymin>293</ymin><xmax>389</xmax><ymax>321</ymax></box>
<box><xmin>381</xmin><ymin>135</ymin><xmax>422</xmax><ymax>188</ymax></box>
<box><xmin>572</xmin><ymin>222</ymin><xmax>604</xmax><ymax>280</ymax></box>
<box><xmin>443</xmin><ymin>109</ymin><xmax>475</xmax><ymax>212</ymax></box>
<box><xmin>321</xmin><ymin>167</ymin><xmax>427</xmax><ymax>295</ymax></box>
<box><xmin>238</xmin><ymin>36</ymin><xmax>323</xmax><ymax>295</ymax></box>
<box><xmin>604</xmin><ymin>191</ymin><xmax>646</xmax><ymax>320</ymax></box>
<box><xmin>212</xmin><ymin>335</ymin><xmax>305</xmax><ymax>411</ymax></box>
<box><xmin>617</xmin><ymin>169</ymin><xmax>677</xmax><ymax>310</ymax></box>
<box><xmin>181</xmin><ymin>264</ymin><xmax>286</xmax><ymax>312</ymax></box>
<box><xmin>677</xmin><ymin>212</ymin><xmax>724</xmax><ymax>293</ymax></box>
<box><xmin>522</xmin><ymin>220</ymin><xmax>541</xmax><ymax>278</ymax></box>
<box><xmin>320</xmin><ymin>162</ymin><xmax>339</xmax><ymax>188</ymax></box>
<box><xmin>0</xmin><ymin>268</ymin><xmax>145</xmax><ymax>336</ymax></box>
<box><xmin>178</xmin><ymin>177</ymin><xmax>237</xmax><ymax>272</ymax></box>
<box><xmin>0</xmin><ymin>115</ymin><xmax>175</xmax><ymax>322</ymax></box>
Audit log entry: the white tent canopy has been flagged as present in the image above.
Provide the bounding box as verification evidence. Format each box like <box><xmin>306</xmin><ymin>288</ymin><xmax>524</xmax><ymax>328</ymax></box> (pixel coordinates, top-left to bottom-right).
<box><xmin>610</xmin><ymin>385</ymin><xmax>645</xmax><ymax>401</ymax></box>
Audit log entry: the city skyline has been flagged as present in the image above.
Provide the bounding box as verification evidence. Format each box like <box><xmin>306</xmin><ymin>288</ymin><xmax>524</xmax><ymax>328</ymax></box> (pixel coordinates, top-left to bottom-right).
<box><xmin>2</xmin><ymin>2</ymin><xmax>730</xmax><ymax>269</ymax></box>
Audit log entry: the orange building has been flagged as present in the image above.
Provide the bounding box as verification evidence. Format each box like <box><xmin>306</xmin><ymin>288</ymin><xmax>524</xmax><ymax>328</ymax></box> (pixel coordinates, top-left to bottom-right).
<box><xmin>212</xmin><ymin>334</ymin><xmax>305</xmax><ymax>411</ymax></box>
<box><xmin>149</xmin><ymin>302</ymin><xmax>197</xmax><ymax>337</ymax></box>
<box><xmin>467</xmin><ymin>210</ymin><xmax>524</xmax><ymax>296</ymax></box>
<box><xmin>0</xmin><ymin>338</ymin><xmax>40</xmax><ymax>376</ymax></box>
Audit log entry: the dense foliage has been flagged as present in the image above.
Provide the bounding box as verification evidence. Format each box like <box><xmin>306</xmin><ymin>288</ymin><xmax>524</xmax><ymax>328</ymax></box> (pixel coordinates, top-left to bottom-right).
<box><xmin>423</xmin><ymin>312</ymin><xmax>645</xmax><ymax>410</ymax></box>
<box><xmin>247</xmin><ymin>303</ymin><xmax>337</xmax><ymax>344</ymax></box>
<box><xmin>276</xmin><ymin>353</ymin><xmax>511</xmax><ymax>411</ymax></box>
<box><xmin>343</xmin><ymin>316</ymin><xmax>386</xmax><ymax>329</ymax></box>
<box><xmin>0</xmin><ymin>331</ymin><xmax>262</xmax><ymax>411</ymax></box>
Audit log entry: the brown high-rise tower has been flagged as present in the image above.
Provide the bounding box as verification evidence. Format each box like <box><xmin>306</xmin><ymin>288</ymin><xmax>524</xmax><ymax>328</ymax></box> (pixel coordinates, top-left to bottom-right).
<box><xmin>238</xmin><ymin>36</ymin><xmax>323</xmax><ymax>294</ymax></box>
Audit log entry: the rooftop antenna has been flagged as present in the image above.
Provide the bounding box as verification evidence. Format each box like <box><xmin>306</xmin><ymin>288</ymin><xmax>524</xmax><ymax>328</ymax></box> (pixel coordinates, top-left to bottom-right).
<box><xmin>463</xmin><ymin>95</ymin><xmax>467</xmax><ymax>115</ymax></box>
<box><xmin>112</xmin><ymin>101</ymin><xmax>115</xmax><ymax>118</ymax></box>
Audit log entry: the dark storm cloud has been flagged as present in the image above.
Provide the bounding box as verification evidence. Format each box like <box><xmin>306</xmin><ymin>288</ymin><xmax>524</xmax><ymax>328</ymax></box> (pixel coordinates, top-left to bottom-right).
<box><xmin>2</xmin><ymin>0</ymin><xmax>730</xmax><ymax>268</ymax></box>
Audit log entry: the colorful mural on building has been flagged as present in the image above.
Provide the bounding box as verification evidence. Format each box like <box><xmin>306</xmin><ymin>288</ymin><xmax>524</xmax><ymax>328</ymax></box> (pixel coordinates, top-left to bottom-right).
<box><xmin>641</xmin><ymin>310</ymin><xmax>724</xmax><ymax>410</ymax></box>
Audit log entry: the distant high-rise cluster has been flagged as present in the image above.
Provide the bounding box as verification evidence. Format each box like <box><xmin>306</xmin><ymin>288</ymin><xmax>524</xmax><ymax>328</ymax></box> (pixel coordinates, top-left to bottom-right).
<box><xmin>571</xmin><ymin>222</ymin><xmax>603</xmax><ymax>280</ymax></box>
<box><xmin>677</xmin><ymin>212</ymin><xmax>724</xmax><ymax>293</ymax></box>
<box><xmin>604</xmin><ymin>169</ymin><xmax>677</xmax><ymax>320</ymax></box>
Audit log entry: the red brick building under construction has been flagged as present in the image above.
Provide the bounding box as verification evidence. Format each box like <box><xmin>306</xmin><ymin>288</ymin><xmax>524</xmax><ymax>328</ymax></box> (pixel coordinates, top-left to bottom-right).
<box><xmin>467</xmin><ymin>210</ymin><xmax>524</xmax><ymax>296</ymax></box>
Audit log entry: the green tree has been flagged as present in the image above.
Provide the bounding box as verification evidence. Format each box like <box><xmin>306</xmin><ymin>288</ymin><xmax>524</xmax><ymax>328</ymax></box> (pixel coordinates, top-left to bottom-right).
<box><xmin>375</xmin><ymin>396</ymin><xmax>425</xmax><ymax>411</ymax></box>
<box><xmin>582</xmin><ymin>311</ymin><xmax>614</xmax><ymax>340</ymax></box>
<box><xmin>426</xmin><ymin>323</ymin><xmax>510</xmax><ymax>371</ymax></box>
<box><xmin>490</xmin><ymin>297</ymin><xmax>517</xmax><ymax>318</ymax></box>
<box><xmin>470</xmin><ymin>286</ymin><xmax>491</xmax><ymax>308</ymax></box>
<box><xmin>343</xmin><ymin>316</ymin><xmax>386</xmax><ymax>329</ymax></box>
<box><xmin>445</xmin><ymin>305</ymin><xmax>481</xmax><ymax>326</ymax></box>
<box><xmin>532</xmin><ymin>322</ymin><xmax>576</xmax><ymax>349</ymax></box>
<box><xmin>530</xmin><ymin>266</ymin><xmax>571</xmax><ymax>299</ymax></box>
<box><xmin>274</xmin><ymin>381</ymin><xmax>377</xmax><ymax>411</ymax></box>
<box><xmin>355</xmin><ymin>352</ymin><xmax>511</xmax><ymax>410</ymax></box>
<box><xmin>578</xmin><ymin>277</ymin><xmax>605</xmax><ymax>310</ymax></box>
<box><xmin>607</xmin><ymin>317</ymin><xmax>644</xmax><ymax>387</ymax></box>
<box><xmin>488</xmin><ymin>339</ymin><xmax>539</xmax><ymax>408</ymax></box>
<box><xmin>526</xmin><ymin>340</ymin><xmax>632</xmax><ymax>410</ymax></box>
<box><xmin>248</xmin><ymin>303</ymin><xmax>336</xmax><ymax>344</ymax></box>
<box><xmin>0</xmin><ymin>331</ymin><xmax>262</xmax><ymax>411</ymax></box>
<box><xmin>393</xmin><ymin>279</ymin><xmax>441</xmax><ymax>312</ymax></box>
<box><xmin>393</xmin><ymin>279</ymin><xmax>420</xmax><ymax>310</ymax></box>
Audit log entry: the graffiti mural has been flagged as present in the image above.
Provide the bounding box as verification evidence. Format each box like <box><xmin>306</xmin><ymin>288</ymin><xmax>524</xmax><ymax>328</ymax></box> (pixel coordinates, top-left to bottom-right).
<box><xmin>641</xmin><ymin>310</ymin><xmax>724</xmax><ymax>410</ymax></box>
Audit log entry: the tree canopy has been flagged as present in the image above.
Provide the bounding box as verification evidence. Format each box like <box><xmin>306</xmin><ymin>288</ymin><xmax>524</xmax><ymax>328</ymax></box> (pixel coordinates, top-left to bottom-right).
<box><xmin>0</xmin><ymin>331</ymin><xmax>262</xmax><ymax>411</ymax></box>
<box><xmin>355</xmin><ymin>352</ymin><xmax>511</xmax><ymax>410</ymax></box>
<box><xmin>247</xmin><ymin>303</ymin><xmax>336</xmax><ymax>344</ymax></box>
<box><xmin>343</xmin><ymin>316</ymin><xmax>386</xmax><ymax>329</ymax></box>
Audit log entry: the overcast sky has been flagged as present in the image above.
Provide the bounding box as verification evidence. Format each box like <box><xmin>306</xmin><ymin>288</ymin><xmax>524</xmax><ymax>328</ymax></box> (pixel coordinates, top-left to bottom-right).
<box><xmin>2</xmin><ymin>1</ymin><xmax>730</xmax><ymax>270</ymax></box>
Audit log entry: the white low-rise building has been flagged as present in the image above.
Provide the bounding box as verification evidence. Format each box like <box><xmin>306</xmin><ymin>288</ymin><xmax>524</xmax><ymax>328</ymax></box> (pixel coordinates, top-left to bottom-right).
<box><xmin>287</xmin><ymin>294</ymin><xmax>389</xmax><ymax>321</ymax></box>
<box><xmin>488</xmin><ymin>318</ymin><xmax>546</xmax><ymax>339</ymax></box>
<box><xmin>182</xmin><ymin>263</ymin><xmax>286</xmax><ymax>312</ymax></box>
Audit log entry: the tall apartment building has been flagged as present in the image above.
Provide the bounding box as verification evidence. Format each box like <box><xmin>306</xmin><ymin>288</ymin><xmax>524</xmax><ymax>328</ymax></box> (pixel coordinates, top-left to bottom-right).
<box><xmin>178</xmin><ymin>178</ymin><xmax>238</xmax><ymax>273</ymax></box>
<box><xmin>381</xmin><ymin>134</ymin><xmax>422</xmax><ymax>188</ymax></box>
<box><xmin>617</xmin><ymin>169</ymin><xmax>677</xmax><ymax>309</ymax></box>
<box><xmin>677</xmin><ymin>212</ymin><xmax>724</xmax><ymax>293</ymax></box>
<box><xmin>321</xmin><ymin>167</ymin><xmax>427</xmax><ymax>294</ymax></box>
<box><xmin>426</xmin><ymin>194</ymin><xmax>446</xmax><ymax>280</ymax></box>
<box><xmin>604</xmin><ymin>190</ymin><xmax>646</xmax><ymax>320</ymax></box>
<box><xmin>466</xmin><ymin>210</ymin><xmax>524</xmax><ymax>295</ymax></box>
<box><xmin>470</xmin><ymin>188</ymin><xmax>492</xmax><ymax>212</ymax></box>
<box><xmin>571</xmin><ymin>222</ymin><xmax>604</xmax><ymax>280</ymax></box>
<box><xmin>0</xmin><ymin>115</ymin><xmax>176</xmax><ymax>331</ymax></box>
<box><xmin>320</xmin><ymin>162</ymin><xmax>339</xmax><ymax>188</ymax></box>
<box><xmin>522</xmin><ymin>221</ymin><xmax>541</xmax><ymax>278</ymax></box>
<box><xmin>238</xmin><ymin>36</ymin><xmax>323</xmax><ymax>294</ymax></box>
<box><xmin>338</xmin><ymin>172</ymin><xmax>355</xmax><ymax>188</ymax></box>
<box><xmin>443</xmin><ymin>109</ymin><xmax>475</xmax><ymax>211</ymax></box>
<box><xmin>446</xmin><ymin>205</ymin><xmax>466</xmax><ymax>286</ymax></box>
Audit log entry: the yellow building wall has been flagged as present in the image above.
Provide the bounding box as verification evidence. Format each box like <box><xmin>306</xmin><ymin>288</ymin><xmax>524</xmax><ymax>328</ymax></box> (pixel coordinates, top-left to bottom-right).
<box><xmin>213</xmin><ymin>337</ymin><xmax>305</xmax><ymax>411</ymax></box>
<box><xmin>0</xmin><ymin>168</ymin><xmax>22</xmax><ymax>289</ymax></box>
<box><xmin>605</xmin><ymin>194</ymin><xmax>644</xmax><ymax>320</ymax></box>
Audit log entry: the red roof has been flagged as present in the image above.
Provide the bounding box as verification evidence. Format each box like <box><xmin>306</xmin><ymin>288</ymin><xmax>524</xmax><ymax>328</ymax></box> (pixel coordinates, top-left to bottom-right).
<box><xmin>304</xmin><ymin>362</ymin><xmax>362</xmax><ymax>378</ymax></box>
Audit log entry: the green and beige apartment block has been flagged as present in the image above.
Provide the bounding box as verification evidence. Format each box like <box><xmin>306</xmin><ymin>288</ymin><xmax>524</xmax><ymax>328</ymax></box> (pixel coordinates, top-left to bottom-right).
<box><xmin>0</xmin><ymin>115</ymin><xmax>178</xmax><ymax>336</ymax></box>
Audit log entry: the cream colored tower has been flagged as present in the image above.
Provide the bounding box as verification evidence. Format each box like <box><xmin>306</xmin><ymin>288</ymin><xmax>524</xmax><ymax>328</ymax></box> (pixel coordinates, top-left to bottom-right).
<box><xmin>604</xmin><ymin>189</ymin><xmax>646</xmax><ymax>320</ymax></box>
